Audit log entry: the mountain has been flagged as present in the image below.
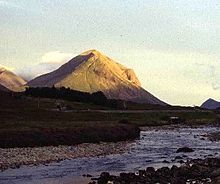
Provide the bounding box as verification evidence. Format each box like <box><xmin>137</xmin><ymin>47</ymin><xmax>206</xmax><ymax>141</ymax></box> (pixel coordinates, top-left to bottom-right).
<box><xmin>0</xmin><ymin>67</ymin><xmax>26</xmax><ymax>92</ymax></box>
<box><xmin>201</xmin><ymin>98</ymin><xmax>220</xmax><ymax>110</ymax></box>
<box><xmin>28</xmin><ymin>50</ymin><xmax>166</xmax><ymax>105</ymax></box>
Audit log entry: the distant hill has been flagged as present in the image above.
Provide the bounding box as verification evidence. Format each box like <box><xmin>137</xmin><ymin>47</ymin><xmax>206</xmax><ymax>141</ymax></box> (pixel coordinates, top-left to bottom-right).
<box><xmin>201</xmin><ymin>98</ymin><xmax>220</xmax><ymax>110</ymax></box>
<box><xmin>28</xmin><ymin>50</ymin><xmax>166</xmax><ymax>105</ymax></box>
<box><xmin>0</xmin><ymin>67</ymin><xmax>26</xmax><ymax>91</ymax></box>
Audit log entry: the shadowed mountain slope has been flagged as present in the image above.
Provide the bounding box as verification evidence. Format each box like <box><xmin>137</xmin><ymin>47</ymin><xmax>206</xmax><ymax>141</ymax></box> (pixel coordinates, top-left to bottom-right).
<box><xmin>0</xmin><ymin>84</ymin><xmax>10</xmax><ymax>92</ymax></box>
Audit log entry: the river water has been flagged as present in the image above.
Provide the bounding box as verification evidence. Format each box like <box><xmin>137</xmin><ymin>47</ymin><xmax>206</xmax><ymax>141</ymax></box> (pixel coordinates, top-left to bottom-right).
<box><xmin>1</xmin><ymin>125</ymin><xmax>220</xmax><ymax>184</ymax></box>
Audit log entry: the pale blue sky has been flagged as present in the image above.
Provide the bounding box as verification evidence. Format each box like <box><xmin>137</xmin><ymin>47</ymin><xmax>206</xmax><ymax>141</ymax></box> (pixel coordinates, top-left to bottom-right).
<box><xmin>1</xmin><ymin>0</ymin><xmax>220</xmax><ymax>105</ymax></box>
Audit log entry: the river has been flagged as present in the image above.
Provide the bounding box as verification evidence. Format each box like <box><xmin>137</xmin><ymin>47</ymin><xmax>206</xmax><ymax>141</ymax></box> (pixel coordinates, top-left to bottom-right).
<box><xmin>1</xmin><ymin>125</ymin><xmax>220</xmax><ymax>184</ymax></box>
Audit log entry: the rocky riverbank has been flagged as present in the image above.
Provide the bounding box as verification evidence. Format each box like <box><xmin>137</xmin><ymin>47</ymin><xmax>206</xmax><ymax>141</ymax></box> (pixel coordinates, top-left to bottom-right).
<box><xmin>0</xmin><ymin>141</ymin><xmax>132</xmax><ymax>172</ymax></box>
<box><xmin>209</xmin><ymin>131</ymin><xmax>220</xmax><ymax>142</ymax></box>
<box><xmin>90</xmin><ymin>157</ymin><xmax>220</xmax><ymax>184</ymax></box>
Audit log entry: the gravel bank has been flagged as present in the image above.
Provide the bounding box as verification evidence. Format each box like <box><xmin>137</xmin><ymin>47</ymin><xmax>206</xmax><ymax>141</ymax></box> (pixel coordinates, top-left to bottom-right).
<box><xmin>0</xmin><ymin>141</ymin><xmax>132</xmax><ymax>171</ymax></box>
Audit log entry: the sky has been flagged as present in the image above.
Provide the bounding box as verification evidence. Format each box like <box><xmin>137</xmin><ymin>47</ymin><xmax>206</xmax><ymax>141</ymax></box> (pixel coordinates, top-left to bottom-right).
<box><xmin>0</xmin><ymin>0</ymin><xmax>220</xmax><ymax>106</ymax></box>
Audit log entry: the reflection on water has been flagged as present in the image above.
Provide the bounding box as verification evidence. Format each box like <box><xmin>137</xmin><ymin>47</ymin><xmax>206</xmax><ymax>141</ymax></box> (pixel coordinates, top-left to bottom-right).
<box><xmin>0</xmin><ymin>126</ymin><xmax>220</xmax><ymax>184</ymax></box>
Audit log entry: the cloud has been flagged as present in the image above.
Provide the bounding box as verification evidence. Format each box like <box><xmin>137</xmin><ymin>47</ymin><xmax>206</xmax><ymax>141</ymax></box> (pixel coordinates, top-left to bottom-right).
<box><xmin>0</xmin><ymin>64</ymin><xmax>15</xmax><ymax>71</ymax></box>
<box><xmin>41</xmin><ymin>51</ymin><xmax>75</xmax><ymax>64</ymax></box>
<box><xmin>209</xmin><ymin>66</ymin><xmax>220</xmax><ymax>90</ymax></box>
<box><xmin>16</xmin><ymin>51</ymin><xmax>75</xmax><ymax>80</ymax></box>
<box><xmin>194</xmin><ymin>63</ymin><xmax>220</xmax><ymax>91</ymax></box>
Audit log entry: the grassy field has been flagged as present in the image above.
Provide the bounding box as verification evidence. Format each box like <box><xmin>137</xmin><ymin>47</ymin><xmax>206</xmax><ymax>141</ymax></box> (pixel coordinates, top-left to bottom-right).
<box><xmin>0</xmin><ymin>92</ymin><xmax>218</xmax><ymax>148</ymax></box>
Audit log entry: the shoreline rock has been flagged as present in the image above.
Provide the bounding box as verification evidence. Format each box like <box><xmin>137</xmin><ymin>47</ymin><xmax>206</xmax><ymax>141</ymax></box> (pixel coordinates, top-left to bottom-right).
<box><xmin>90</xmin><ymin>157</ymin><xmax>220</xmax><ymax>184</ymax></box>
<box><xmin>176</xmin><ymin>147</ymin><xmax>194</xmax><ymax>153</ymax></box>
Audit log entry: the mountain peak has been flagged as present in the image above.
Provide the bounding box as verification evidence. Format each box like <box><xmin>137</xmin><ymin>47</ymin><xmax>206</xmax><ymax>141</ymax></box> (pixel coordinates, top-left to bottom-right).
<box><xmin>207</xmin><ymin>98</ymin><xmax>215</xmax><ymax>101</ymax></box>
<box><xmin>81</xmin><ymin>49</ymin><xmax>102</xmax><ymax>57</ymax></box>
<box><xmin>0</xmin><ymin>67</ymin><xmax>6</xmax><ymax>72</ymax></box>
